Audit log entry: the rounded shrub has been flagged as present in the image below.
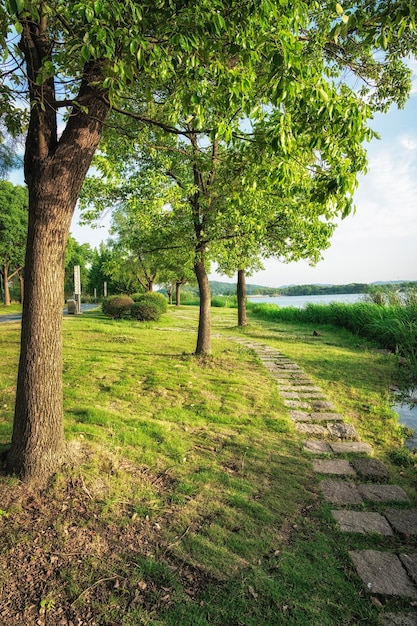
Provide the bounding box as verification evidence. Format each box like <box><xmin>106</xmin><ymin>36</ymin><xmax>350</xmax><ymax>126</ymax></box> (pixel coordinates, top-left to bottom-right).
<box><xmin>131</xmin><ymin>292</ymin><xmax>146</xmax><ymax>302</ymax></box>
<box><xmin>135</xmin><ymin>291</ymin><xmax>168</xmax><ymax>314</ymax></box>
<box><xmin>131</xmin><ymin>301</ymin><xmax>161</xmax><ymax>321</ymax></box>
<box><xmin>102</xmin><ymin>295</ymin><xmax>133</xmax><ymax>319</ymax></box>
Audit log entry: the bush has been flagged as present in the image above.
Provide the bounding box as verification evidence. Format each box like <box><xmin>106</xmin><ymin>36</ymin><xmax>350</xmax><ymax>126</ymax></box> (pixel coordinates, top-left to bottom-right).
<box><xmin>102</xmin><ymin>295</ymin><xmax>133</xmax><ymax>319</ymax></box>
<box><xmin>134</xmin><ymin>291</ymin><xmax>168</xmax><ymax>314</ymax></box>
<box><xmin>131</xmin><ymin>292</ymin><xmax>146</xmax><ymax>302</ymax></box>
<box><xmin>131</xmin><ymin>301</ymin><xmax>161</xmax><ymax>321</ymax></box>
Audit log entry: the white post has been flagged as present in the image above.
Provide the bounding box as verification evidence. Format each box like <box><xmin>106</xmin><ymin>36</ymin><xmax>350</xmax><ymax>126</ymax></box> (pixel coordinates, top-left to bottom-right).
<box><xmin>74</xmin><ymin>265</ymin><xmax>81</xmax><ymax>313</ymax></box>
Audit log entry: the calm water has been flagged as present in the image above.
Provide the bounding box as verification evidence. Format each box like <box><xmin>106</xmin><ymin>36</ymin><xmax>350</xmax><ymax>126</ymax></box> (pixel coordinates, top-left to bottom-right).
<box><xmin>393</xmin><ymin>392</ymin><xmax>417</xmax><ymax>449</ymax></box>
<box><xmin>247</xmin><ymin>293</ymin><xmax>365</xmax><ymax>308</ymax></box>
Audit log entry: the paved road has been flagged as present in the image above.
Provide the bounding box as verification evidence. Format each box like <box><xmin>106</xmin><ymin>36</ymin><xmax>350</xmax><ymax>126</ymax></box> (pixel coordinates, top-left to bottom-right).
<box><xmin>0</xmin><ymin>303</ymin><xmax>99</xmax><ymax>323</ymax></box>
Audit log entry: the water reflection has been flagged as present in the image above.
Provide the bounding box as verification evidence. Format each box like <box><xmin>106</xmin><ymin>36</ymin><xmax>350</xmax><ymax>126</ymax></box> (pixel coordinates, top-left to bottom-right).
<box><xmin>393</xmin><ymin>389</ymin><xmax>417</xmax><ymax>449</ymax></box>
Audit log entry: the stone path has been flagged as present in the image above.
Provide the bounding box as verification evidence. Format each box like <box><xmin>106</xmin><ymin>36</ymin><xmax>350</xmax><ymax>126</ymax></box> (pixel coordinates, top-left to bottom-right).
<box><xmin>235</xmin><ymin>338</ymin><xmax>417</xmax><ymax>625</ymax></box>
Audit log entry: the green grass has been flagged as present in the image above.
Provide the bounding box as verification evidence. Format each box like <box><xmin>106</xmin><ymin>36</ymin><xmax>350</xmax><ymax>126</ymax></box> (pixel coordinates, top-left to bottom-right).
<box><xmin>0</xmin><ymin>305</ymin><xmax>416</xmax><ymax>625</ymax></box>
<box><xmin>0</xmin><ymin>303</ymin><xmax>22</xmax><ymax>315</ymax></box>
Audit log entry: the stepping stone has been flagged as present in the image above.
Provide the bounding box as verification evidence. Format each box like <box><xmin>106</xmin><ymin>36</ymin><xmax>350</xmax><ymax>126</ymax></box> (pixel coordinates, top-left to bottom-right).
<box><xmin>385</xmin><ymin>510</ymin><xmax>417</xmax><ymax>536</ymax></box>
<box><xmin>349</xmin><ymin>550</ymin><xmax>417</xmax><ymax>598</ymax></box>
<box><xmin>281</xmin><ymin>391</ymin><xmax>303</xmax><ymax>399</ymax></box>
<box><xmin>284</xmin><ymin>400</ymin><xmax>311</xmax><ymax>409</ymax></box>
<box><xmin>275</xmin><ymin>364</ymin><xmax>302</xmax><ymax>370</ymax></box>
<box><xmin>379</xmin><ymin>613</ymin><xmax>417</xmax><ymax>626</ymax></box>
<box><xmin>320</xmin><ymin>480</ymin><xmax>363</xmax><ymax>505</ymax></box>
<box><xmin>289</xmin><ymin>410</ymin><xmax>311</xmax><ymax>422</ymax></box>
<box><xmin>400</xmin><ymin>554</ymin><xmax>417</xmax><ymax>585</ymax></box>
<box><xmin>310</xmin><ymin>412</ymin><xmax>344</xmax><ymax>422</ymax></box>
<box><xmin>359</xmin><ymin>484</ymin><xmax>410</xmax><ymax>503</ymax></box>
<box><xmin>295</xmin><ymin>423</ymin><xmax>328</xmax><ymax>437</ymax></box>
<box><xmin>330</xmin><ymin>442</ymin><xmax>373</xmax><ymax>454</ymax></box>
<box><xmin>350</xmin><ymin>458</ymin><xmax>390</xmax><ymax>482</ymax></box>
<box><xmin>312</xmin><ymin>400</ymin><xmax>336</xmax><ymax>411</ymax></box>
<box><xmin>282</xmin><ymin>381</ymin><xmax>321</xmax><ymax>393</ymax></box>
<box><xmin>313</xmin><ymin>459</ymin><xmax>356</xmax><ymax>475</ymax></box>
<box><xmin>327</xmin><ymin>422</ymin><xmax>358</xmax><ymax>441</ymax></box>
<box><xmin>303</xmin><ymin>440</ymin><xmax>332</xmax><ymax>453</ymax></box>
<box><xmin>332</xmin><ymin>511</ymin><xmax>394</xmax><ymax>535</ymax></box>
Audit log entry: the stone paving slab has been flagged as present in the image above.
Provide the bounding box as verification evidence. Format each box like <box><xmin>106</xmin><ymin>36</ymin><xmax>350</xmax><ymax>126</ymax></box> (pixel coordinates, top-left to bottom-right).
<box><xmin>277</xmin><ymin>385</ymin><xmax>321</xmax><ymax>392</ymax></box>
<box><xmin>284</xmin><ymin>400</ymin><xmax>311</xmax><ymax>409</ymax></box>
<box><xmin>332</xmin><ymin>510</ymin><xmax>394</xmax><ymax>537</ymax></box>
<box><xmin>303</xmin><ymin>440</ymin><xmax>332</xmax><ymax>453</ymax></box>
<box><xmin>400</xmin><ymin>554</ymin><xmax>417</xmax><ymax>585</ymax></box>
<box><xmin>273</xmin><ymin>371</ymin><xmax>302</xmax><ymax>378</ymax></box>
<box><xmin>310</xmin><ymin>412</ymin><xmax>344</xmax><ymax>422</ymax></box>
<box><xmin>295</xmin><ymin>423</ymin><xmax>328</xmax><ymax>437</ymax></box>
<box><xmin>312</xmin><ymin>400</ymin><xmax>336</xmax><ymax>411</ymax></box>
<box><xmin>358</xmin><ymin>484</ymin><xmax>410</xmax><ymax>503</ymax></box>
<box><xmin>384</xmin><ymin>509</ymin><xmax>417</xmax><ymax>535</ymax></box>
<box><xmin>320</xmin><ymin>480</ymin><xmax>364</xmax><ymax>505</ymax></box>
<box><xmin>350</xmin><ymin>458</ymin><xmax>390</xmax><ymax>482</ymax></box>
<box><xmin>327</xmin><ymin>422</ymin><xmax>359</xmax><ymax>441</ymax></box>
<box><xmin>313</xmin><ymin>459</ymin><xmax>356</xmax><ymax>475</ymax></box>
<box><xmin>349</xmin><ymin>550</ymin><xmax>417</xmax><ymax>598</ymax></box>
<box><xmin>289</xmin><ymin>410</ymin><xmax>311</xmax><ymax>422</ymax></box>
<box><xmin>281</xmin><ymin>391</ymin><xmax>304</xmax><ymax>399</ymax></box>
<box><xmin>379</xmin><ymin>613</ymin><xmax>417</xmax><ymax>626</ymax></box>
<box><xmin>332</xmin><ymin>510</ymin><xmax>394</xmax><ymax>535</ymax></box>
<box><xmin>330</xmin><ymin>441</ymin><xmax>373</xmax><ymax>454</ymax></box>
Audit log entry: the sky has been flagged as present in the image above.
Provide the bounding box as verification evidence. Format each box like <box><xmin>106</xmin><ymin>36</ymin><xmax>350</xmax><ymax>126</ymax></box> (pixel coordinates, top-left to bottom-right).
<box><xmin>8</xmin><ymin>60</ymin><xmax>417</xmax><ymax>289</ymax></box>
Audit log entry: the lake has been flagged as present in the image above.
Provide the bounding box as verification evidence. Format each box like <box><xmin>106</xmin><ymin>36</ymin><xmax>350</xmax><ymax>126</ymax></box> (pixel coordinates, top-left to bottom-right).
<box><xmin>393</xmin><ymin>392</ymin><xmax>417</xmax><ymax>449</ymax></box>
<box><xmin>247</xmin><ymin>293</ymin><xmax>365</xmax><ymax>308</ymax></box>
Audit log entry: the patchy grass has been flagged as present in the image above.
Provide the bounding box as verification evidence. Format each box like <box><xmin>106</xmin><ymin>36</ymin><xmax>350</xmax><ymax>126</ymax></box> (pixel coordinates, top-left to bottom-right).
<box><xmin>0</xmin><ymin>305</ymin><xmax>416</xmax><ymax>625</ymax></box>
<box><xmin>0</xmin><ymin>304</ymin><xmax>22</xmax><ymax>316</ymax></box>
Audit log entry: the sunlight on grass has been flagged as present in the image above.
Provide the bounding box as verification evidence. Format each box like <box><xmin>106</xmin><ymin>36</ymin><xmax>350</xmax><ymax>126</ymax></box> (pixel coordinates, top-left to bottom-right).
<box><xmin>0</xmin><ymin>305</ymin><xmax>415</xmax><ymax>625</ymax></box>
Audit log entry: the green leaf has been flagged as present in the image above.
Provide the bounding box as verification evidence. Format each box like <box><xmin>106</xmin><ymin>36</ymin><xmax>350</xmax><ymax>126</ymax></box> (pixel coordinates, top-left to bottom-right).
<box><xmin>85</xmin><ymin>5</ymin><xmax>94</xmax><ymax>22</ymax></box>
<box><xmin>335</xmin><ymin>3</ymin><xmax>344</xmax><ymax>15</ymax></box>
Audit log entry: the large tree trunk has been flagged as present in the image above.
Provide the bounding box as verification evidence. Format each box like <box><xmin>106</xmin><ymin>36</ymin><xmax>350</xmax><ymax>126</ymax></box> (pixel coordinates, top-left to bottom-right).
<box><xmin>3</xmin><ymin>264</ymin><xmax>10</xmax><ymax>306</ymax></box>
<box><xmin>237</xmin><ymin>268</ymin><xmax>248</xmax><ymax>326</ymax></box>
<box><xmin>6</xmin><ymin>28</ymin><xmax>109</xmax><ymax>481</ymax></box>
<box><xmin>194</xmin><ymin>259</ymin><xmax>211</xmax><ymax>354</ymax></box>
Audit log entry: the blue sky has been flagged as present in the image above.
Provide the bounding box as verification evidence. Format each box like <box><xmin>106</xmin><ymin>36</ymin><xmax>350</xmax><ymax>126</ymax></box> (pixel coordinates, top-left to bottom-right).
<box><xmin>8</xmin><ymin>59</ymin><xmax>417</xmax><ymax>288</ymax></box>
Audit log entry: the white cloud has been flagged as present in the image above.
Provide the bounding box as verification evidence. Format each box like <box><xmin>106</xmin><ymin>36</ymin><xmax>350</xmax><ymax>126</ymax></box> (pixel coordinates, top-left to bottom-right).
<box><xmin>399</xmin><ymin>135</ymin><xmax>417</xmax><ymax>151</ymax></box>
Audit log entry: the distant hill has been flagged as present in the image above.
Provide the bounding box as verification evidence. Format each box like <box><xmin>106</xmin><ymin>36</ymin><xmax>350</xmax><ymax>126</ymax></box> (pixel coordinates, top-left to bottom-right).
<box><xmin>205</xmin><ymin>280</ymin><xmax>417</xmax><ymax>297</ymax></box>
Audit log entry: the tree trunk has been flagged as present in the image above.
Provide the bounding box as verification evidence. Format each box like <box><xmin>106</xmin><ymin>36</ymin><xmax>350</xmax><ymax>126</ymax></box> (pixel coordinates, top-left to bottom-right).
<box><xmin>176</xmin><ymin>281</ymin><xmax>182</xmax><ymax>306</ymax></box>
<box><xmin>6</xmin><ymin>52</ymin><xmax>109</xmax><ymax>482</ymax></box>
<box><xmin>18</xmin><ymin>270</ymin><xmax>24</xmax><ymax>304</ymax></box>
<box><xmin>194</xmin><ymin>259</ymin><xmax>211</xmax><ymax>354</ymax></box>
<box><xmin>237</xmin><ymin>268</ymin><xmax>248</xmax><ymax>326</ymax></box>
<box><xmin>3</xmin><ymin>264</ymin><xmax>10</xmax><ymax>306</ymax></box>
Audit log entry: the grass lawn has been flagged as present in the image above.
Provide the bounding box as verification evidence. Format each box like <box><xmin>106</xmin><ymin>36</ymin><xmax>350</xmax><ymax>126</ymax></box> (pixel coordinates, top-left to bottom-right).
<box><xmin>0</xmin><ymin>303</ymin><xmax>22</xmax><ymax>315</ymax></box>
<box><xmin>0</xmin><ymin>305</ymin><xmax>416</xmax><ymax>625</ymax></box>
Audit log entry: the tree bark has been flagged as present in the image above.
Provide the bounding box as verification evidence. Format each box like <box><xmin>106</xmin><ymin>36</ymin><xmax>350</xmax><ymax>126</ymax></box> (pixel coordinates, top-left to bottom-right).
<box><xmin>175</xmin><ymin>281</ymin><xmax>182</xmax><ymax>306</ymax></box>
<box><xmin>6</xmin><ymin>32</ymin><xmax>109</xmax><ymax>481</ymax></box>
<box><xmin>194</xmin><ymin>259</ymin><xmax>211</xmax><ymax>354</ymax></box>
<box><xmin>3</xmin><ymin>265</ymin><xmax>10</xmax><ymax>306</ymax></box>
<box><xmin>18</xmin><ymin>270</ymin><xmax>24</xmax><ymax>304</ymax></box>
<box><xmin>237</xmin><ymin>269</ymin><xmax>248</xmax><ymax>326</ymax></box>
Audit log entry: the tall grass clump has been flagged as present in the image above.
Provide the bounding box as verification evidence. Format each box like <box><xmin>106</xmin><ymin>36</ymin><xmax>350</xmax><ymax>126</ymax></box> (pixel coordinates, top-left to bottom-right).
<box><xmin>211</xmin><ymin>295</ymin><xmax>238</xmax><ymax>308</ymax></box>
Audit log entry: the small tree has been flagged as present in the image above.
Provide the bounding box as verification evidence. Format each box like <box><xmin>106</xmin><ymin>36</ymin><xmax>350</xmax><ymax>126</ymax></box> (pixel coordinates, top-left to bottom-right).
<box><xmin>0</xmin><ymin>181</ymin><xmax>28</xmax><ymax>305</ymax></box>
